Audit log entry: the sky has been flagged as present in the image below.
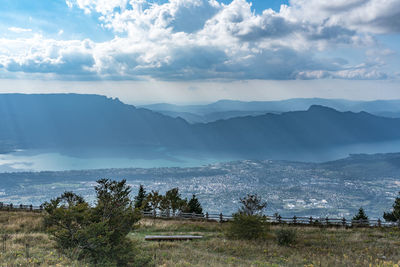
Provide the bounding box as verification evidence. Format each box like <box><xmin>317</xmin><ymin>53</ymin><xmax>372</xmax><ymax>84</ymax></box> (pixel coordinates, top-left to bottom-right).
<box><xmin>0</xmin><ymin>0</ymin><xmax>399</xmax><ymax>104</ymax></box>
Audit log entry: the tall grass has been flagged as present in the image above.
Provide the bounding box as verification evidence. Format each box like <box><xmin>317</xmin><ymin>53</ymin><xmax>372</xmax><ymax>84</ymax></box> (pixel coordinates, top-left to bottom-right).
<box><xmin>1</xmin><ymin>212</ymin><xmax>400</xmax><ymax>266</ymax></box>
<box><xmin>0</xmin><ymin>211</ymin><xmax>87</xmax><ymax>266</ymax></box>
<box><xmin>134</xmin><ymin>218</ymin><xmax>400</xmax><ymax>267</ymax></box>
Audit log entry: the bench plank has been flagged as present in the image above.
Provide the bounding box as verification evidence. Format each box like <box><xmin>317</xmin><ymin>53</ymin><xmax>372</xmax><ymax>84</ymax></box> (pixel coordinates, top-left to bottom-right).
<box><xmin>145</xmin><ymin>235</ymin><xmax>203</xmax><ymax>241</ymax></box>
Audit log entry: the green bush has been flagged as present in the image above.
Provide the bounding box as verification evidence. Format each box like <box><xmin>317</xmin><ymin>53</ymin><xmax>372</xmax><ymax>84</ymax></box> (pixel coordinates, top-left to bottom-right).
<box><xmin>275</xmin><ymin>228</ymin><xmax>297</xmax><ymax>246</ymax></box>
<box><xmin>43</xmin><ymin>191</ymin><xmax>90</xmax><ymax>250</ymax></box>
<box><xmin>384</xmin><ymin>192</ymin><xmax>400</xmax><ymax>222</ymax></box>
<box><xmin>227</xmin><ymin>213</ymin><xmax>268</xmax><ymax>240</ymax></box>
<box><xmin>44</xmin><ymin>179</ymin><xmax>150</xmax><ymax>266</ymax></box>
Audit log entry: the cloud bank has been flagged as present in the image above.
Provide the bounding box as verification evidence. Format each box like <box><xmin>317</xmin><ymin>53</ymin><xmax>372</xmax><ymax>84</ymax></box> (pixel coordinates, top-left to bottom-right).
<box><xmin>0</xmin><ymin>0</ymin><xmax>399</xmax><ymax>81</ymax></box>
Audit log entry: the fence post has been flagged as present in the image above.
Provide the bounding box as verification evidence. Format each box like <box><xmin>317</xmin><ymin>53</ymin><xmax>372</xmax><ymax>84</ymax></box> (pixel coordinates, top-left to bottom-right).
<box><xmin>29</xmin><ymin>204</ymin><xmax>32</xmax><ymax>211</ymax></box>
<box><xmin>25</xmin><ymin>243</ymin><xmax>30</xmax><ymax>259</ymax></box>
<box><xmin>219</xmin><ymin>213</ymin><xmax>223</xmax><ymax>223</ymax></box>
<box><xmin>20</xmin><ymin>204</ymin><xmax>23</xmax><ymax>210</ymax></box>
<box><xmin>377</xmin><ymin>218</ymin><xmax>381</xmax><ymax>227</ymax></box>
<box><xmin>342</xmin><ymin>217</ymin><xmax>346</xmax><ymax>227</ymax></box>
<box><xmin>10</xmin><ymin>204</ymin><xmax>13</xmax><ymax>210</ymax></box>
<box><xmin>192</xmin><ymin>212</ymin><xmax>195</xmax><ymax>219</ymax></box>
<box><xmin>325</xmin><ymin>217</ymin><xmax>329</xmax><ymax>226</ymax></box>
<box><xmin>293</xmin><ymin>216</ymin><xmax>297</xmax><ymax>224</ymax></box>
<box><xmin>206</xmin><ymin>212</ymin><xmax>209</xmax><ymax>220</ymax></box>
<box><xmin>2</xmin><ymin>234</ymin><xmax>9</xmax><ymax>253</ymax></box>
<box><xmin>309</xmin><ymin>216</ymin><xmax>313</xmax><ymax>224</ymax></box>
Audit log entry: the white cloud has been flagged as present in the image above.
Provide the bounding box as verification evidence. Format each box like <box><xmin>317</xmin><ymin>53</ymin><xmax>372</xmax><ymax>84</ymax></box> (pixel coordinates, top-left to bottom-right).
<box><xmin>71</xmin><ymin>0</ymin><xmax>129</xmax><ymax>14</ymax></box>
<box><xmin>0</xmin><ymin>0</ymin><xmax>398</xmax><ymax>81</ymax></box>
<box><xmin>8</xmin><ymin>27</ymin><xmax>32</xmax><ymax>33</ymax></box>
<box><xmin>0</xmin><ymin>36</ymin><xmax>95</xmax><ymax>78</ymax></box>
<box><xmin>283</xmin><ymin>0</ymin><xmax>400</xmax><ymax>34</ymax></box>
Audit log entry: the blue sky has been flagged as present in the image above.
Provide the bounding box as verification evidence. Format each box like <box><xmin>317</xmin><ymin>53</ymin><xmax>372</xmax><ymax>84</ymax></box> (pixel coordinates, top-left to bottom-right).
<box><xmin>0</xmin><ymin>0</ymin><xmax>399</xmax><ymax>103</ymax></box>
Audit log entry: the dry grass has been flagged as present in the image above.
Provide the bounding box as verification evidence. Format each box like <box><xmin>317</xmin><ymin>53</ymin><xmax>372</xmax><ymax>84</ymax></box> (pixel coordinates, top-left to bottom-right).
<box><xmin>133</xmin><ymin>218</ymin><xmax>400</xmax><ymax>267</ymax></box>
<box><xmin>1</xmin><ymin>212</ymin><xmax>400</xmax><ymax>266</ymax></box>
<box><xmin>0</xmin><ymin>211</ymin><xmax>44</xmax><ymax>233</ymax></box>
<box><xmin>0</xmin><ymin>211</ymin><xmax>87</xmax><ymax>266</ymax></box>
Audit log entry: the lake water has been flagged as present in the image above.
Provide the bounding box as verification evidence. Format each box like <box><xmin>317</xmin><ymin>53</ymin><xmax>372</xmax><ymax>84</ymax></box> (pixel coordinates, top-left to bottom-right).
<box><xmin>1</xmin><ymin>140</ymin><xmax>400</xmax><ymax>172</ymax></box>
<box><xmin>0</xmin><ymin>150</ymin><xmax>233</xmax><ymax>172</ymax></box>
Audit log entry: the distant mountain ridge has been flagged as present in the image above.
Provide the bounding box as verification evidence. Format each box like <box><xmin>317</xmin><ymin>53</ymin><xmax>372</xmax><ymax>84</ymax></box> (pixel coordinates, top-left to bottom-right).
<box><xmin>0</xmin><ymin>94</ymin><xmax>191</xmax><ymax>154</ymax></box>
<box><xmin>140</xmin><ymin>98</ymin><xmax>400</xmax><ymax>123</ymax></box>
<box><xmin>1</xmin><ymin>94</ymin><xmax>400</xmax><ymax>160</ymax></box>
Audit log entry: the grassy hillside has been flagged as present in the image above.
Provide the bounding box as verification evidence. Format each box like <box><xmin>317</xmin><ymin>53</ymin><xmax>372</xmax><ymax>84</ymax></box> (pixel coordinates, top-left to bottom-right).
<box><xmin>1</xmin><ymin>211</ymin><xmax>400</xmax><ymax>266</ymax></box>
<box><xmin>0</xmin><ymin>211</ymin><xmax>85</xmax><ymax>266</ymax></box>
<box><xmin>135</xmin><ymin>219</ymin><xmax>400</xmax><ymax>267</ymax></box>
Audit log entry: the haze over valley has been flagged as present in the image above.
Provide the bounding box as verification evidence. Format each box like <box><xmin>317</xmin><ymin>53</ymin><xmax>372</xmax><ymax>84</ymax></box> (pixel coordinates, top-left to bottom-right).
<box><xmin>2</xmin><ymin>94</ymin><xmax>400</xmax><ymax>172</ymax></box>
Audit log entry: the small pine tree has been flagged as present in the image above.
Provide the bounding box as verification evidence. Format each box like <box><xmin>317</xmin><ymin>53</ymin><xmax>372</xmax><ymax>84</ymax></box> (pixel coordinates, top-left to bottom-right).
<box><xmin>44</xmin><ymin>179</ymin><xmax>148</xmax><ymax>266</ymax></box>
<box><xmin>352</xmin><ymin>207</ymin><xmax>369</xmax><ymax>226</ymax></box>
<box><xmin>187</xmin><ymin>194</ymin><xmax>203</xmax><ymax>214</ymax></box>
<box><xmin>383</xmin><ymin>192</ymin><xmax>400</xmax><ymax>222</ymax></box>
<box><xmin>43</xmin><ymin>191</ymin><xmax>89</xmax><ymax>249</ymax></box>
<box><xmin>134</xmin><ymin>185</ymin><xmax>151</xmax><ymax>211</ymax></box>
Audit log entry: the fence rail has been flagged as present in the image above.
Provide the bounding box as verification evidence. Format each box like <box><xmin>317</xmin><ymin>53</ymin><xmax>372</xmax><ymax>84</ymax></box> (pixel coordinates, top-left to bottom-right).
<box><xmin>142</xmin><ymin>211</ymin><xmax>400</xmax><ymax>228</ymax></box>
<box><xmin>0</xmin><ymin>202</ymin><xmax>398</xmax><ymax>228</ymax></box>
<box><xmin>0</xmin><ymin>202</ymin><xmax>43</xmax><ymax>212</ymax></box>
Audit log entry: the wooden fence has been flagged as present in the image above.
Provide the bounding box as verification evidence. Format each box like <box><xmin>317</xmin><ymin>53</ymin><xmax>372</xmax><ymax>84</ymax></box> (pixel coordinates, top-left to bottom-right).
<box><xmin>142</xmin><ymin>211</ymin><xmax>400</xmax><ymax>228</ymax></box>
<box><xmin>0</xmin><ymin>202</ymin><xmax>43</xmax><ymax>212</ymax></box>
<box><xmin>1</xmin><ymin>201</ymin><xmax>398</xmax><ymax>228</ymax></box>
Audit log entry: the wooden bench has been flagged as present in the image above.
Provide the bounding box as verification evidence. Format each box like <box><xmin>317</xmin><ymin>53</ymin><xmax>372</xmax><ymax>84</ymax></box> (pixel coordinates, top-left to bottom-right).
<box><xmin>145</xmin><ymin>235</ymin><xmax>203</xmax><ymax>241</ymax></box>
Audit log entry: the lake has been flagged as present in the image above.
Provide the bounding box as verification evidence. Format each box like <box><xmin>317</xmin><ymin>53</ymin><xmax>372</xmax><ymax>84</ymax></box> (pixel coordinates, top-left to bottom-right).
<box><xmin>2</xmin><ymin>140</ymin><xmax>400</xmax><ymax>172</ymax></box>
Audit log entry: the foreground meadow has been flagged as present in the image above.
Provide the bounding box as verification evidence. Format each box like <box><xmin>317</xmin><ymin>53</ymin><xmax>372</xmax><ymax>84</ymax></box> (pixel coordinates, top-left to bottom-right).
<box><xmin>135</xmin><ymin>218</ymin><xmax>400</xmax><ymax>267</ymax></box>
<box><xmin>0</xmin><ymin>211</ymin><xmax>400</xmax><ymax>266</ymax></box>
<box><xmin>0</xmin><ymin>211</ymin><xmax>86</xmax><ymax>266</ymax></box>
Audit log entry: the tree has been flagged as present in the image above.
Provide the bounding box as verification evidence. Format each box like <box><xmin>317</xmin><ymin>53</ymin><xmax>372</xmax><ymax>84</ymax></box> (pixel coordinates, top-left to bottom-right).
<box><xmin>227</xmin><ymin>194</ymin><xmax>268</xmax><ymax>240</ymax></box>
<box><xmin>238</xmin><ymin>194</ymin><xmax>267</xmax><ymax>216</ymax></box>
<box><xmin>187</xmin><ymin>194</ymin><xmax>203</xmax><ymax>214</ymax></box>
<box><xmin>352</xmin><ymin>207</ymin><xmax>369</xmax><ymax>226</ymax></box>
<box><xmin>44</xmin><ymin>179</ymin><xmax>147</xmax><ymax>266</ymax></box>
<box><xmin>159</xmin><ymin>196</ymin><xmax>171</xmax><ymax>216</ymax></box>
<box><xmin>134</xmin><ymin>185</ymin><xmax>151</xmax><ymax>211</ymax></box>
<box><xmin>147</xmin><ymin>190</ymin><xmax>162</xmax><ymax>213</ymax></box>
<box><xmin>80</xmin><ymin>179</ymin><xmax>140</xmax><ymax>265</ymax></box>
<box><xmin>383</xmin><ymin>192</ymin><xmax>400</xmax><ymax>222</ymax></box>
<box><xmin>43</xmin><ymin>192</ymin><xmax>89</xmax><ymax>249</ymax></box>
<box><xmin>165</xmin><ymin>188</ymin><xmax>184</xmax><ymax>216</ymax></box>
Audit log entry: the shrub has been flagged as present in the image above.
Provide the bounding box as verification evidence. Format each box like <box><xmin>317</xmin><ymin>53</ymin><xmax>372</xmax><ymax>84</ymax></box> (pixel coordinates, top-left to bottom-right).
<box><xmin>43</xmin><ymin>192</ymin><xmax>90</xmax><ymax>250</ymax></box>
<box><xmin>275</xmin><ymin>228</ymin><xmax>297</xmax><ymax>246</ymax></box>
<box><xmin>44</xmin><ymin>179</ymin><xmax>148</xmax><ymax>266</ymax></box>
<box><xmin>227</xmin><ymin>213</ymin><xmax>269</xmax><ymax>240</ymax></box>
<box><xmin>383</xmin><ymin>192</ymin><xmax>400</xmax><ymax>222</ymax></box>
<box><xmin>227</xmin><ymin>213</ymin><xmax>268</xmax><ymax>240</ymax></box>
<box><xmin>227</xmin><ymin>194</ymin><xmax>269</xmax><ymax>240</ymax></box>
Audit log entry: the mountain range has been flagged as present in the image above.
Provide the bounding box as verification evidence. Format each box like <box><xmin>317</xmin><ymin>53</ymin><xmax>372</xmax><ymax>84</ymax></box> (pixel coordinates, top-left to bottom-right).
<box><xmin>1</xmin><ymin>94</ymin><xmax>400</xmax><ymax>161</ymax></box>
<box><xmin>141</xmin><ymin>98</ymin><xmax>400</xmax><ymax>123</ymax></box>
